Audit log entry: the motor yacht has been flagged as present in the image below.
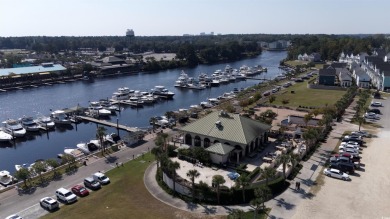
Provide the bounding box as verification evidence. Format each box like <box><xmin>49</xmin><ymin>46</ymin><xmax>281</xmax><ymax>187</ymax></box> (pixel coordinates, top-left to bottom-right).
<box><xmin>0</xmin><ymin>130</ymin><xmax>13</xmax><ymax>142</ymax></box>
<box><xmin>19</xmin><ymin>116</ymin><xmax>40</xmax><ymax>132</ymax></box>
<box><xmin>0</xmin><ymin>170</ymin><xmax>14</xmax><ymax>186</ymax></box>
<box><xmin>77</xmin><ymin>140</ymin><xmax>100</xmax><ymax>154</ymax></box>
<box><xmin>35</xmin><ymin>115</ymin><xmax>55</xmax><ymax>129</ymax></box>
<box><xmin>51</xmin><ymin>110</ymin><xmax>72</xmax><ymax>125</ymax></box>
<box><xmin>112</xmin><ymin>87</ymin><xmax>134</xmax><ymax>100</ymax></box>
<box><xmin>64</xmin><ymin>148</ymin><xmax>84</xmax><ymax>158</ymax></box>
<box><xmin>151</xmin><ymin>86</ymin><xmax>175</xmax><ymax>98</ymax></box>
<box><xmin>174</xmin><ymin>71</ymin><xmax>190</xmax><ymax>88</ymax></box>
<box><xmin>88</xmin><ymin>101</ymin><xmax>112</xmax><ymax>116</ymax></box>
<box><xmin>2</xmin><ymin>119</ymin><xmax>26</xmax><ymax>137</ymax></box>
<box><xmin>99</xmin><ymin>99</ymin><xmax>119</xmax><ymax>113</ymax></box>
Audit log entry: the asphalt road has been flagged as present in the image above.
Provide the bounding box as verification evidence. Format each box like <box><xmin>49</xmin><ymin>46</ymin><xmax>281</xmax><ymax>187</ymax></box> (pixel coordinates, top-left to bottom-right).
<box><xmin>0</xmin><ymin>136</ymin><xmax>156</xmax><ymax>219</ymax></box>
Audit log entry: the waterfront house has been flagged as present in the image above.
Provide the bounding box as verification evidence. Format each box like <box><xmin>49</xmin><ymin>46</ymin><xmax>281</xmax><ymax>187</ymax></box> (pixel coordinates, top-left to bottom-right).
<box><xmin>352</xmin><ymin>66</ymin><xmax>370</xmax><ymax>88</ymax></box>
<box><xmin>337</xmin><ymin>68</ymin><xmax>353</xmax><ymax>87</ymax></box>
<box><xmin>179</xmin><ymin>111</ymin><xmax>271</xmax><ymax>163</ymax></box>
<box><xmin>318</xmin><ymin>66</ymin><xmax>336</xmax><ymax>86</ymax></box>
<box><xmin>308</xmin><ymin>53</ymin><xmax>321</xmax><ymax>62</ymax></box>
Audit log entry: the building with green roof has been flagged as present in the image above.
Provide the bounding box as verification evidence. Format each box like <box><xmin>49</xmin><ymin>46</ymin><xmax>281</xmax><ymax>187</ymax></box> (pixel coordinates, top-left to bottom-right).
<box><xmin>179</xmin><ymin>111</ymin><xmax>271</xmax><ymax>163</ymax></box>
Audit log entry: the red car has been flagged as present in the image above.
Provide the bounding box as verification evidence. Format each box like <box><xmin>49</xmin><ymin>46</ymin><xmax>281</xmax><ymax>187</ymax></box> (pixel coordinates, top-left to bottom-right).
<box><xmin>71</xmin><ymin>185</ymin><xmax>89</xmax><ymax>197</ymax></box>
<box><xmin>333</xmin><ymin>152</ymin><xmax>361</xmax><ymax>163</ymax></box>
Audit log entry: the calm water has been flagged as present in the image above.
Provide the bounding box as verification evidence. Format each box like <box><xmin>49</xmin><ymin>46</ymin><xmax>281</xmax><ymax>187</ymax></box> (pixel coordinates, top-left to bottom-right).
<box><xmin>0</xmin><ymin>51</ymin><xmax>287</xmax><ymax>173</ymax></box>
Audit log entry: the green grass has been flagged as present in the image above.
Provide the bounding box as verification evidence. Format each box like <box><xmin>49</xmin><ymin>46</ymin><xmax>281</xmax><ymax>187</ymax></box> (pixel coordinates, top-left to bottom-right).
<box><xmin>228</xmin><ymin>208</ymin><xmax>271</xmax><ymax>219</ymax></box>
<box><xmin>271</xmin><ymin>77</ymin><xmax>346</xmax><ymax>108</ymax></box>
<box><xmin>42</xmin><ymin>153</ymin><xmax>218</xmax><ymax>219</ymax></box>
<box><xmin>285</xmin><ymin>60</ymin><xmax>308</xmax><ymax>67</ymax></box>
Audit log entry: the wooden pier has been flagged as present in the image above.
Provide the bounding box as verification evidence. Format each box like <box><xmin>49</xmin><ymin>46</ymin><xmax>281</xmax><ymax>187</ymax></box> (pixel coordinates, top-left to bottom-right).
<box><xmin>245</xmin><ymin>77</ymin><xmax>270</xmax><ymax>81</ymax></box>
<box><xmin>76</xmin><ymin>116</ymin><xmax>140</xmax><ymax>132</ymax></box>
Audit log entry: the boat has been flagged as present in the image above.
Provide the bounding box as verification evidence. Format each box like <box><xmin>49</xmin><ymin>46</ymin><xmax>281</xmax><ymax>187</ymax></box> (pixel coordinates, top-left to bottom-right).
<box><xmin>104</xmin><ymin>133</ymin><xmax>121</xmax><ymax>144</ymax></box>
<box><xmin>112</xmin><ymin>87</ymin><xmax>134</xmax><ymax>100</ymax></box>
<box><xmin>88</xmin><ymin>101</ymin><xmax>112</xmax><ymax>116</ymax></box>
<box><xmin>0</xmin><ymin>130</ymin><xmax>13</xmax><ymax>142</ymax></box>
<box><xmin>174</xmin><ymin>71</ymin><xmax>190</xmax><ymax>88</ymax></box>
<box><xmin>51</xmin><ymin>110</ymin><xmax>72</xmax><ymax>125</ymax></box>
<box><xmin>35</xmin><ymin>115</ymin><xmax>55</xmax><ymax>129</ymax></box>
<box><xmin>210</xmin><ymin>78</ymin><xmax>220</xmax><ymax>87</ymax></box>
<box><xmin>64</xmin><ymin>148</ymin><xmax>84</xmax><ymax>158</ymax></box>
<box><xmin>77</xmin><ymin>140</ymin><xmax>100</xmax><ymax>154</ymax></box>
<box><xmin>200</xmin><ymin>101</ymin><xmax>213</xmax><ymax>108</ymax></box>
<box><xmin>151</xmin><ymin>86</ymin><xmax>175</xmax><ymax>98</ymax></box>
<box><xmin>0</xmin><ymin>170</ymin><xmax>14</xmax><ymax>186</ymax></box>
<box><xmin>15</xmin><ymin>163</ymin><xmax>36</xmax><ymax>176</ymax></box>
<box><xmin>19</xmin><ymin>116</ymin><xmax>40</xmax><ymax>132</ymax></box>
<box><xmin>99</xmin><ymin>99</ymin><xmax>119</xmax><ymax>112</ymax></box>
<box><xmin>2</xmin><ymin>119</ymin><xmax>26</xmax><ymax>137</ymax></box>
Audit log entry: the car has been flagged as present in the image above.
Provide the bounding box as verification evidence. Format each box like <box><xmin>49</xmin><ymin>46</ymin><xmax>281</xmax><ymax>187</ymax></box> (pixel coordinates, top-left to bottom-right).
<box><xmin>364</xmin><ymin>112</ymin><xmax>380</xmax><ymax>119</ymax></box>
<box><xmin>5</xmin><ymin>215</ymin><xmax>23</xmax><ymax>219</ymax></box>
<box><xmin>55</xmin><ymin>187</ymin><xmax>77</xmax><ymax>204</ymax></box>
<box><xmin>71</xmin><ymin>185</ymin><xmax>89</xmax><ymax>197</ymax></box>
<box><xmin>371</xmin><ymin>101</ymin><xmax>382</xmax><ymax>107</ymax></box>
<box><xmin>84</xmin><ymin>177</ymin><xmax>101</xmax><ymax>190</ymax></box>
<box><xmin>367</xmin><ymin>108</ymin><xmax>381</xmax><ymax>114</ymax></box>
<box><xmin>339</xmin><ymin>152</ymin><xmax>361</xmax><ymax>163</ymax></box>
<box><xmin>93</xmin><ymin>172</ymin><xmax>110</xmax><ymax>185</ymax></box>
<box><xmin>344</xmin><ymin>135</ymin><xmax>362</xmax><ymax>140</ymax></box>
<box><xmin>351</xmin><ymin>131</ymin><xmax>370</xmax><ymax>138</ymax></box>
<box><xmin>330</xmin><ymin>156</ymin><xmax>360</xmax><ymax>169</ymax></box>
<box><xmin>339</xmin><ymin>145</ymin><xmax>360</xmax><ymax>151</ymax></box>
<box><xmin>40</xmin><ymin>197</ymin><xmax>59</xmax><ymax>211</ymax></box>
<box><xmin>329</xmin><ymin>162</ymin><xmax>355</xmax><ymax>174</ymax></box>
<box><xmin>339</xmin><ymin>148</ymin><xmax>359</xmax><ymax>156</ymax></box>
<box><xmin>323</xmin><ymin>168</ymin><xmax>350</xmax><ymax>180</ymax></box>
<box><xmin>342</xmin><ymin>137</ymin><xmax>362</xmax><ymax>144</ymax></box>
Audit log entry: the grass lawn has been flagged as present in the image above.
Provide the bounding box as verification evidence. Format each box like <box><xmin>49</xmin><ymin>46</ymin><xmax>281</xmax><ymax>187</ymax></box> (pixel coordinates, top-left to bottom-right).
<box><xmin>271</xmin><ymin>77</ymin><xmax>346</xmax><ymax>108</ymax></box>
<box><xmin>285</xmin><ymin>60</ymin><xmax>308</xmax><ymax>67</ymax></box>
<box><xmin>42</xmin><ymin>153</ymin><xmax>223</xmax><ymax>219</ymax></box>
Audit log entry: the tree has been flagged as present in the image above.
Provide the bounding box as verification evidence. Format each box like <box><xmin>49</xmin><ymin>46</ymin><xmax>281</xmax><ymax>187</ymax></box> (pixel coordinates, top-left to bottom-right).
<box><xmin>198</xmin><ymin>181</ymin><xmax>211</xmax><ymax>202</ymax></box>
<box><xmin>61</xmin><ymin>154</ymin><xmax>76</xmax><ymax>170</ymax></box>
<box><xmin>212</xmin><ymin>175</ymin><xmax>226</xmax><ymax>204</ymax></box>
<box><xmin>151</xmin><ymin>147</ymin><xmax>162</xmax><ymax>168</ymax></box>
<box><xmin>96</xmin><ymin>126</ymin><xmax>107</xmax><ymax>153</ymax></box>
<box><xmin>46</xmin><ymin>159</ymin><xmax>60</xmax><ymax>178</ymax></box>
<box><xmin>278</xmin><ymin>154</ymin><xmax>291</xmax><ymax>180</ymax></box>
<box><xmin>356</xmin><ymin>116</ymin><xmax>365</xmax><ymax>131</ymax></box>
<box><xmin>236</xmin><ymin>174</ymin><xmax>250</xmax><ymax>203</ymax></box>
<box><xmin>32</xmin><ymin>161</ymin><xmax>46</xmax><ymax>185</ymax></box>
<box><xmin>149</xmin><ymin>117</ymin><xmax>158</xmax><ymax>131</ymax></box>
<box><xmin>15</xmin><ymin>168</ymin><xmax>31</xmax><ymax>188</ymax></box>
<box><xmin>187</xmin><ymin>169</ymin><xmax>200</xmax><ymax>201</ymax></box>
<box><xmin>251</xmin><ymin>186</ymin><xmax>271</xmax><ymax>219</ymax></box>
<box><xmin>268</xmin><ymin>95</ymin><xmax>276</xmax><ymax>104</ymax></box>
<box><xmin>303</xmin><ymin>113</ymin><xmax>313</xmax><ymax>127</ymax></box>
<box><xmin>168</xmin><ymin>161</ymin><xmax>180</xmax><ymax>194</ymax></box>
<box><xmin>261</xmin><ymin>167</ymin><xmax>276</xmax><ymax>186</ymax></box>
<box><xmin>155</xmin><ymin>132</ymin><xmax>169</xmax><ymax>152</ymax></box>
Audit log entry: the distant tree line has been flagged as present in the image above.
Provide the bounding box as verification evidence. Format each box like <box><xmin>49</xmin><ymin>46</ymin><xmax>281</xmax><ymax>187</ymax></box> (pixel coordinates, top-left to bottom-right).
<box><xmin>287</xmin><ymin>34</ymin><xmax>390</xmax><ymax>61</ymax></box>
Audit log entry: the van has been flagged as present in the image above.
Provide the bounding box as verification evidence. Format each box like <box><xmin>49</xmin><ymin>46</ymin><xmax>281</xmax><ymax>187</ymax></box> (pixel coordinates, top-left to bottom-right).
<box><xmin>93</xmin><ymin>172</ymin><xmax>110</xmax><ymax>185</ymax></box>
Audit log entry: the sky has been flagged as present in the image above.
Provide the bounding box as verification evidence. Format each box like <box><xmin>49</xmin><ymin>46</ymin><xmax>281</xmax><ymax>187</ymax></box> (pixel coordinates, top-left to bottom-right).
<box><xmin>0</xmin><ymin>0</ymin><xmax>389</xmax><ymax>37</ymax></box>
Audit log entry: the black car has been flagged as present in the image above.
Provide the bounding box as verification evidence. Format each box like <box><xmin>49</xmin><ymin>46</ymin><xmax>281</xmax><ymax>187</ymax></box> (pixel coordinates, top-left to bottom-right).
<box><xmin>368</xmin><ymin>108</ymin><xmax>381</xmax><ymax>114</ymax></box>
<box><xmin>329</xmin><ymin>162</ymin><xmax>355</xmax><ymax>174</ymax></box>
<box><xmin>84</xmin><ymin>177</ymin><xmax>101</xmax><ymax>190</ymax></box>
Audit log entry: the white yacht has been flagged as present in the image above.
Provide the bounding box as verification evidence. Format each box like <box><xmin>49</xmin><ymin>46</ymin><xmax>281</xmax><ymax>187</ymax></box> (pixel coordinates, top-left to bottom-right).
<box><xmin>35</xmin><ymin>115</ymin><xmax>55</xmax><ymax>129</ymax></box>
<box><xmin>89</xmin><ymin>101</ymin><xmax>112</xmax><ymax>116</ymax></box>
<box><xmin>19</xmin><ymin>116</ymin><xmax>40</xmax><ymax>132</ymax></box>
<box><xmin>64</xmin><ymin>148</ymin><xmax>84</xmax><ymax>158</ymax></box>
<box><xmin>99</xmin><ymin>99</ymin><xmax>119</xmax><ymax>112</ymax></box>
<box><xmin>0</xmin><ymin>130</ymin><xmax>13</xmax><ymax>142</ymax></box>
<box><xmin>77</xmin><ymin>140</ymin><xmax>100</xmax><ymax>154</ymax></box>
<box><xmin>151</xmin><ymin>86</ymin><xmax>175</xmax><ymax>98</ymax></box>
<box><xmin>174</xmin><ymin>71</ymin><xmax>190</xmax><ymax>88</ymax></box>
<box><xmin>51</xmin><ymin>110</ymin><xmax>72</xmax><ymax>125</ymax></box>
<box><xmin>112</xmin><ymin>87</ymin><xmax>134</xmax><ymax>100</ymax></box>
<box><xmin>0</xmin><ymin>170</ymin><xmax>14</xmax><ymax>186</ymax></box>
<box><xmin>2</xmin><ymin>119</ymin><xmax>26</xmax><ymax>137</ymax></box>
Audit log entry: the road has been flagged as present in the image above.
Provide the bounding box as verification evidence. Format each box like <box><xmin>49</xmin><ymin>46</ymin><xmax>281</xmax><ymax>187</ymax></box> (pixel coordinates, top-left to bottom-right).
<box><xmin>0</xmin><ymin>133</ymin><xmax>158</xmax><ymax>219</ymax></box>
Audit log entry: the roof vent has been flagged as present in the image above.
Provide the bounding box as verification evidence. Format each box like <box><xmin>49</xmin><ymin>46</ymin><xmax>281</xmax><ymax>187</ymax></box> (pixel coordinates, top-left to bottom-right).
<box><xmin>219</xmin><ymin>110</ymin><xmax>229</xmax><ymax>118</ymax></box>
<box><xmin>215</xmin><ymin>120</ymin><xmax>222</xmax><ymax>127</ymax></box>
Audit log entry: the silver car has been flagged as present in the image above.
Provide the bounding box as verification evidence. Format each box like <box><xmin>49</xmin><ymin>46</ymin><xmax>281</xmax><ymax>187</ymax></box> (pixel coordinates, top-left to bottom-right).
<box><xmin>323</xmin><ymin>168</ymin><xmax>350</xmax><ymax>181</ymax></box>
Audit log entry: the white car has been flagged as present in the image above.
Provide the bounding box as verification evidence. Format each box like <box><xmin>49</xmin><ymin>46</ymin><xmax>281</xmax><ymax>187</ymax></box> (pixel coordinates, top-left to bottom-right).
<box><xmin>93</xmin><ymin>172</ymin><xmax>110</xmax><ymax>185</ymax></box>
<box><xmin>5</xmin><ymin>215</ymin><xmax>23</xmax><ymax>219</ymax></box>
<box><xmin>339</xmin><ymin>148</ymin><xmax>359</xmax><ymax>156</ymax></box>
<box><xmin>371</xmin><ymin>101</ymin><xmax>382</xmax><ymax>107</ymax></box>
<box><xmin>364</xmin><ymin>112</ymin><xmax>380</xmax><ymax>119</ymax></box>
<box><xmin>55</xmin><ymin>187</ymin><xmax>77</xmax><ymax>204</ymax></box>
<box><xmin>323</xmin><ymin>168</ymin><xmax>350</xmax><ymax>181</ymax></box>
<box><xmin>339</xmin><ymin>145</ymin><xmax>359</xmax><ymax>151</ymax></box>
<box><xmin>351</xmin><ymin>131</ymin><xmax>370</xmax><ymax>138</ymax></box>
<box><xmin>40</xmin><ymin>197</ymin><xmax>59</xmax><ymax>211</ymax></box>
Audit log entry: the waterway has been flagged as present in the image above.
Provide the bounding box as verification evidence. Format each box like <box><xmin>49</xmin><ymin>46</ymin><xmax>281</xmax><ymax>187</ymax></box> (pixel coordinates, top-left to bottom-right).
<box><xmin>0</xmin><ymin>51</ymin><xmax>287</xmax><ymax>174</ymax></box>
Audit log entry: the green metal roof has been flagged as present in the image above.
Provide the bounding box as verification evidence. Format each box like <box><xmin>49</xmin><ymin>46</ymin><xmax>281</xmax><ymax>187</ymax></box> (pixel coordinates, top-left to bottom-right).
<box><xmin>179</xmin><ymin>111</ymin><xmax>271</xmax><ymax>145</ymax></box>
<box><xmin>205</xmin><ymin>143</ymin><xmax>235</xmax><ymax>155</ymax></box>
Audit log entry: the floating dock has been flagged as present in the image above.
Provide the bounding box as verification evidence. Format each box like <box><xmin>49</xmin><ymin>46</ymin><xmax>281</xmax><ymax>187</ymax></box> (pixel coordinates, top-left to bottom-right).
<box><xmin>76</xmin><ymin>116</ymin><xmax>140</xmax><ymax>132</ymax></box>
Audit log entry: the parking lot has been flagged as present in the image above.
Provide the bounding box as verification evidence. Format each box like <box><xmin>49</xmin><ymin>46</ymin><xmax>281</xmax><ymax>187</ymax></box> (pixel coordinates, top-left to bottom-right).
<box><xmin>293</xmin><ymin>96</ymin><xmax>390</xmax><ymax>218</ymax></box>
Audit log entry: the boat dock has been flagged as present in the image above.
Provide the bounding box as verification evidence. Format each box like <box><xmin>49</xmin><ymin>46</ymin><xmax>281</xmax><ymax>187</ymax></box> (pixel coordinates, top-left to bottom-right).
<box><xmin>76</xmin><ymin>116</ymin><xmax>140</xmax><ymax>132</ymax></box>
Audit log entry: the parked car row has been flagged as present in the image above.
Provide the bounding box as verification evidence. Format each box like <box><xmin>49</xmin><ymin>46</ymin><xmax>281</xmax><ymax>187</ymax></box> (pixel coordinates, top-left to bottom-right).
<box><xmin>324</xmin><ymin>130</ymin><xmax>370</xmax><ymax>181</ymax></box>
<box><xmin>6</xmin><ymin>172</ymin><xmax>110</xmax><ymax>218</ymax></box>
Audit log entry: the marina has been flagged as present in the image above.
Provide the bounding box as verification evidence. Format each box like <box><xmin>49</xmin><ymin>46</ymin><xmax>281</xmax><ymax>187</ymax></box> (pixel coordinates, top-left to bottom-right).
<box><xmin>0</xmin><ymin>51</ymin><xmax>287</xmax><ymax>175</ymax></box>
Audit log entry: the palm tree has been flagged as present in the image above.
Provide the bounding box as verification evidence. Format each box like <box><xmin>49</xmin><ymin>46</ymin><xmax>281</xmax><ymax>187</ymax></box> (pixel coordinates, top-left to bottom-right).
<box><xmin>289</xmin><ymin>152</ymin><xmax>301</xmax><ymax>168</ymax></box>
<box><xmin>149</xmin><ymin>117</ymin><xmax>158</xmax><ymax>131</ymax></box>
<box><xmin>168</xmin><ymin>161</ymin><xmax>180</xmax><ymax>193</ymax></box>
<box><xmin>15</xmin><ymin>168</ymin><xmax>31</xmax><ymax>188</ymax></box>
<box><xmin>212</xmin><ymin>175</ymin><xmax>226</xmax><ymax>204</ymax></box>
<box><xmin>151</xmin><ymin>147</ymin><xmax>162</xmax><ymax>168</ymax></box>
<box><xmin>186</xmin><ymin>169</ymin><xmax>200</xmax><ymax>201</ymax></box>
<box><xmin>32</xmin><ymin>161</ymin><xmax>46</xmax><ymax>185</ymax></box>
<box><xmin>96</xmin><ymin>126</ymin><xmax>107</xmax><ymax>153</ymax></box>
<box><xmin>46</xmin><ymin>159</ymin><xmax>60</xmax><ymax>178</ymax></box>
<box><xmin>278</xmin><ymin>154</ymin><xmax>291</xmax><ymax>180</ymax></box>
<box><xmin>198</xmin><ymin>181</ymin><xmax>211</xmax><ymax>202</ymax></box>
<box><xmin>261</xmin><ymin>167</ymin><xmax>276</xmax><ymax>186</ymax></box>
<box><xmin>251</xmin><ymin>186</ymin><xmax>271</xmax><ymax>219</ymax></box>
<box><xmin>303</xmin><ymin>113</ymin><xmax>313</xmax><ymax>127</ymax></box>
<box><xmin>236</xmin><ymin>174</ymin><xmax>250</xmax><ymax>203</ymax></box>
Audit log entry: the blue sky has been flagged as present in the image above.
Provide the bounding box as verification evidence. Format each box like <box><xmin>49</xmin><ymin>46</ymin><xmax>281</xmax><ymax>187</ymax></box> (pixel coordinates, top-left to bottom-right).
<box><xmin>0</xmin><ymin>0</ymin><xmax>389</xmax><ymax>36</ymax></box>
